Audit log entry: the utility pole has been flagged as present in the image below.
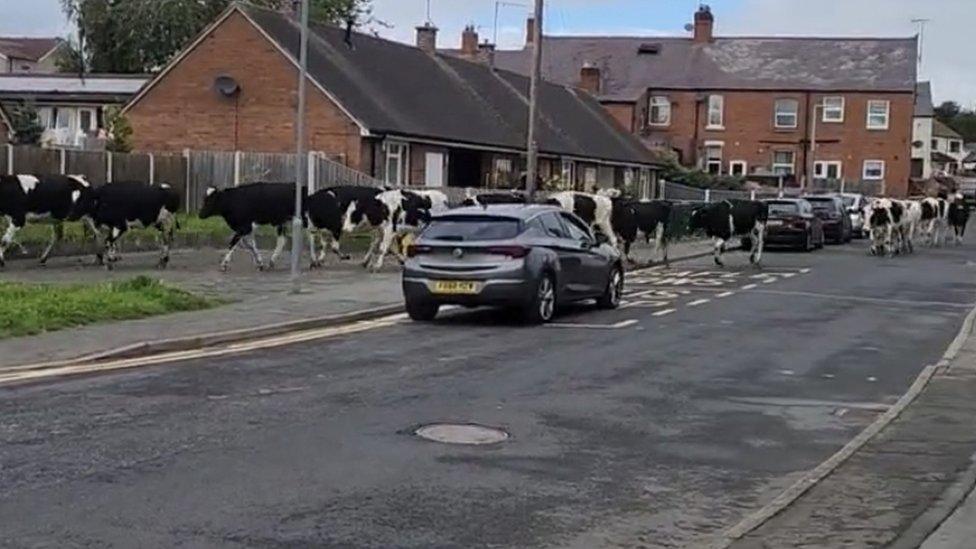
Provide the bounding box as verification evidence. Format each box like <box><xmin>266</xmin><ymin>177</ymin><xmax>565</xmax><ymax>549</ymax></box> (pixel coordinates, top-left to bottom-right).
<box><xmin>525</xmin><ymin>0</ymin><xmax>543</xmax><ymax>200</ymax></box>
<box><xmin>290</xmin><ymin>0</ymin><xmax>310</xmax><ymax>293</ymax></box>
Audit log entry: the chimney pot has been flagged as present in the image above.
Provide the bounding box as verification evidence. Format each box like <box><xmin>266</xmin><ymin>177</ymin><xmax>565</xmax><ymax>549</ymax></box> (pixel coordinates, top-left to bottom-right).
<box><xmin>416</xmin><ymin>23</ymin><xmax>438</xmax><ymax>53</ymax></box>
<box><xmin>693</xmin><ymin>5</ymin><xmax>714</xmax><ymax>43</ymax></box>
<box><xmin>580</xmin><ymin>63</ymin><xmax>601</xmax><ymax>95</ymax></box>
<box><xmin>477</xmin><ymin>40</ymin><xmax>496</xmax><ymax>67</ymax></box>
<box><xmin>461</xmin><ymin>25</ymin><xmax>479</xmax><ymax>56</ymax></box>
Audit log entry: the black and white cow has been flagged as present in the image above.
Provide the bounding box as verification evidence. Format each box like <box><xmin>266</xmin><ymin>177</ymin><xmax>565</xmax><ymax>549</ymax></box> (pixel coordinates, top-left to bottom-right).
<box><xmin>198</xmin><ymin>183</ymin><xmax>305</xmax><ymax>271</ymax></box>
<box><xmin>461</xmin><ymin>190</ymin><xmax>527</xmax><ymax>207</ymax></box>
<box><xmin>305</xmin><ymin>185</ymin><xmax>382</xmax><ymax>267</ymax></box>
<box><xmin>688</xmin><ymin>199</ymin><xmax>768</xmax><ymax>266</ymax></box>
<box><xmin>948</xmin><ymin>193</ymin><xmax>970</xmax><ymax>246</ymax></box>
<box><xmin>612</xmin><ymin>198</ymin><xmax>671</xmax><ymax>264</ymax></box>
<box><xmin>348</xmin><ymin>189</ymin><xmax>439</xmax><ymax>271</ymax></box>
<box><xmin>547</xmin><ymin>191</ymin><xmax>617</xmax><ymax>248</ymax></box>
<box><xmin>865</xmin><ymin>198</ymin><xmax>906</xmax><ymax>257</ymax></box>
<box><xmin>70</xmin><ymin>182</ymin><xmax>181</xmax><ymax>269</ymax></box>
<box><xmin>0</xmin><ymin>174</ymin><xmax>95</xmax><ymax>267</ymax></box>
<box><xmin>919</xmin><ymin>197</ymin><xmax>949</xmax><ymax>247</ymax></box>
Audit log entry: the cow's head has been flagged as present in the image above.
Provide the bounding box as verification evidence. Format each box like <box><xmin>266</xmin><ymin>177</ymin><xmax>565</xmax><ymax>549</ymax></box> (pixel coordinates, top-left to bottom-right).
<box><xmin>198</xmin><ymin>186</ymin><xmax>222</xmax><ymax>219</ymax></box>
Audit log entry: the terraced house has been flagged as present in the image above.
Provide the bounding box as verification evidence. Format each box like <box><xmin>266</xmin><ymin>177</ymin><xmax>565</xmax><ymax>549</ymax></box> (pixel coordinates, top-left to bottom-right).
<box><xmin>123</xmin><ymin>3</ymin><xmax>658</xmax><ymax>192</ymax></box>
<box><xmin>466</xmin><ymin>5</ymin><xmax>918</xmax><ymax>196</ymax></box>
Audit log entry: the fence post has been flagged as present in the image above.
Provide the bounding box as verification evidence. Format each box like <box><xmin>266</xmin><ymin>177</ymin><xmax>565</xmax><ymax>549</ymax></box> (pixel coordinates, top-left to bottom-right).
<box><xmin>778</xmin><ymin>175</ymin><xmax>784</xmax><ymax>198</ymax></box>
<box><xmin>5</xmin><ymin>144</ymin><xmax>12</xmax><ymax>175</ymax></box>
<box><xmin>59</xmin><ymin>148</ymin><xmax>66</xmax><ymax>174</ymax></box>
<box><xmin>704</xmin><ymin>188</ymin><xmax>711</xmax><ymax>203</ymax></box>
<box><xmin>148</xmin><ymin>152</ymin><xmax>155</xmax><ymax>185</ymax></box>
<box><xmin>659</xmin><ymin>180</ymin><xmax>667</xmax><ymax>200</ymax></box>
<box><xmin>839</xmin><ymin>178</ymin><xmax>846</xmax><ymax>195</ymax></box>
<box><xmin>307</xmin><ymin>151</ymin><xmax>317</xmax><ymax>193</ymax></box>
<box><xmin>750</xmin><ymin>190</ymin><xmax>757</xmax><ymax>201</ymax></box>
<box><xmin>105</xmin><ymin>151</ymin><xmax>113</xmax><ymax>183</ymax></box>
<box><xmin>183</xmin><ymin>148</ymin><xmax>191</xmax><ymax>212</ymax></box>
<box><xmin>233</xmin><ymin>150</ymin><xmax>241</xmax><ymax>186</ymax></box>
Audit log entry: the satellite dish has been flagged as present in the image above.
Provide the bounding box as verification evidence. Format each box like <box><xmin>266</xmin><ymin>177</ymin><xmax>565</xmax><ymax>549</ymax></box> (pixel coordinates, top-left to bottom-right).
<box><xmin>214</xmin><ymin>75</ymin><xmax>241</xmax><ymax>98</ymax></box>
<box><xmin>684</xmin><ymin>23</ymin><xmax>694</xmax><ymax>32</ymax></box>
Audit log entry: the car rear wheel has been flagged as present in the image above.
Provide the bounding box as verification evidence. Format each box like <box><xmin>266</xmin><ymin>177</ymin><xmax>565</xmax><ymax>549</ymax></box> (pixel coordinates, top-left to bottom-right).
<box><xmin>523</xmin><ymin>273</ymin><xmax>556</xmax><ymax>324</ymax></box>
<box><xmin>406</xmin><ymin>299</ymin><xmax>440</xmax><ymax>322</ymax></box>
<box><xmin>800</xmin><ymin>231</ymin><xmax>813</xmax><ymax>252</ymax></box>
<box><xmin>597</xmin><ymin>266</ymin><xmax>624</xmax><ymax>309</ymax></box>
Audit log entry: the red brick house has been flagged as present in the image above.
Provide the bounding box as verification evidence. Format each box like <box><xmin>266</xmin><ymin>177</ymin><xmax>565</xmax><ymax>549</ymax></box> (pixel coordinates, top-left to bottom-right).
<box><xmin>123</xmin><ymin>3</ymin><xmax>658</xmax><ymax>191</ymax></box>
<box><xmin>469</xmin><ymin>6</ymin><xmax>918</xmax><ymax>196</ymax></box>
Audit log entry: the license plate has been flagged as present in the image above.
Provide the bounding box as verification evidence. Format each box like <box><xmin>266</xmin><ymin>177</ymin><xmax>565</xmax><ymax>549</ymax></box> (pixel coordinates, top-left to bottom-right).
<box><xmin>767</xmin><ymin>220</ymin><xmax>784</xmax><ymax>227</ymax></box>
<box><xmin>431</xmin><ymin>280</ymin><xmax>480</xmax><ymax>295</ymax></box>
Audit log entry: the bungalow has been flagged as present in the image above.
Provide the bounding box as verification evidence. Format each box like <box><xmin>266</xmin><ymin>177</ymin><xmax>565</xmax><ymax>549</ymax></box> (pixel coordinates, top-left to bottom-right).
<box><xmin>0</xmin><ymin>37</ymin><xmax>66</xmax><ymax>74</ymax></box>
<box><xmin>123</xmin><ymin>3</ymin><xmax>659</xmax><ymax>192</ymax></box>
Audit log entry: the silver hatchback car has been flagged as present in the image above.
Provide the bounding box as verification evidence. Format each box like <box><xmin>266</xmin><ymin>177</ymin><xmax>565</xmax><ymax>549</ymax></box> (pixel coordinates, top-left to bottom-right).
<box><xmin>402</xmin><ymin>205</ymin><xmax>624</xmax><ymax>324</ymax></box>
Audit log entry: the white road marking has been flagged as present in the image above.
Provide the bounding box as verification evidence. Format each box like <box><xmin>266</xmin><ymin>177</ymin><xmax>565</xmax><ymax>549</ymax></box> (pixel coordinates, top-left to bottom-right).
<box><xmin>741</xmin><ymin>284</ymin><xmax>758</xmax><ymax>290</ymax></box>
<box><xmin>867</xmin><ymin>376</ymin><xmax>878</xmax><ymax>382</ymax></box>
<box><xmin>652</xmin><ymin>309</ymin><xmax>677</xmax><ymax>317</ymax></box>
<box><xmin>800</xmin><ymin>268</ymin><xmax>812</xmax><ymax>274</ymax></box>
<box><xmin>546</xmin><ymin>319</ymin><xmax>639</xmax><ymax>330</ymax></box>
<box><xmin>782</xmin><ymin>273</ymin><xmax>797</xmax><ymax>278</ymax></box>
<box><xmin>822</xmin><ymin>374</ymin><xmax>836</xmax><ymax>379</ymax></box>
<box><xmin>716</xmin><ymin>291</ymin><xmax>735</xmax><ymax>298</ymax></box>
<box><xmin>762</xmin><ymin>278</ymin><xmax>776</xmax><ymax>284</ymax></box>
<box><xmin>688</xmin><ymin>299</ymin><xmax>711</xmax><ymax>307</ymax></box>
<box><xmin>779</xmin><ymin>369</ymin><xmax>795</xmax><ymax>376</ymax></box>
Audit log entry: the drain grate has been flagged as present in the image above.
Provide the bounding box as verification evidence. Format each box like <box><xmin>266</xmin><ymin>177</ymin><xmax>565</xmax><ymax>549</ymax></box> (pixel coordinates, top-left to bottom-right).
<box><xmin>414</xmin><ymin>423</ymin><xmax>509</xmax><ymax>445</ymax></box>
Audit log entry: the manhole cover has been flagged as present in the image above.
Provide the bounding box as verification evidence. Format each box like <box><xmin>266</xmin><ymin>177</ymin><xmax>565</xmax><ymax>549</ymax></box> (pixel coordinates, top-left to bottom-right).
<box><xmin>414</xmin><ymin>423</ymin><xmax>509</xmax><ymax>445</ymax></box>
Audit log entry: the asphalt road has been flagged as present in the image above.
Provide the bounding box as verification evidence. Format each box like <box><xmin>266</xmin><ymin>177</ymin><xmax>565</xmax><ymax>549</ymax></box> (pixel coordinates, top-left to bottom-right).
<box><xmin>2</xmin><ymin>239</ymin><xmax>975</xmax><ymax>548</ymax></box>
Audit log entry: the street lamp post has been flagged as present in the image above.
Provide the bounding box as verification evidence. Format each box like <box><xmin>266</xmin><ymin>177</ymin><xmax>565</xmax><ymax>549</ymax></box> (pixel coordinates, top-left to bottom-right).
<box><xmin>524</xmin><ymin>0</ymin><xmax>543</xmax><ymax>200</ymax></box>
<box><xmin>807</xmin><ymin>101</ymin><xmax>823</xmax><ymax>193</ymax></box>
<box><xmin>290</xmin><ymin>0</ymin><xmax>310</xmax><ymax>294</ymax></box>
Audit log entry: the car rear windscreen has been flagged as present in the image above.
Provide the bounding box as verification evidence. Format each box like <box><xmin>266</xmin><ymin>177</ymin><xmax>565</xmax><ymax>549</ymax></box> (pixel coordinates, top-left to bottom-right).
<box><xmin>768</xmin><ymin>203</ymin><xmax>799</xmax><ymax>216</ymax></box>
<box><xmin>423</xmin><ymin>217</ymin><xmax>522</xmax><ymax>241</ymax></box>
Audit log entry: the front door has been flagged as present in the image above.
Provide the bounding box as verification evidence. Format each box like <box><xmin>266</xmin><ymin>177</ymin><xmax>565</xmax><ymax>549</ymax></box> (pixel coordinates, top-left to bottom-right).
<box><xmin>425</xmin><ymin>152</ymin><xmax>445</xmax><ymax>187</ymax></box>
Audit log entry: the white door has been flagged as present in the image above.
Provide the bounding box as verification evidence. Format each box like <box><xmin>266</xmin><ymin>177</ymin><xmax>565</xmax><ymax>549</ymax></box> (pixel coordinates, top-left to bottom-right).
<box><xmin>424</xmin><ymin>152</ymin><xmax>445</xmax><ymax>187</ymax></box>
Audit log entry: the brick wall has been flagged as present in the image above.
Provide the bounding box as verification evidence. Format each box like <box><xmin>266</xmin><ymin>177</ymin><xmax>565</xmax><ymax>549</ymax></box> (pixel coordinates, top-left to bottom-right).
<box><xmin>603</xmin><ymin>102</ymin><xmax>635</xmax><ymax>133</ymax></box>
<box><xmin>127</xmin><ymin>11</ymin><xmax>364</xmax><ymax>171</ymax></box>
<box><xmin>631</xmin><ymin>90</ymin><xmax>914</xmax><ymax>196</ymax></box>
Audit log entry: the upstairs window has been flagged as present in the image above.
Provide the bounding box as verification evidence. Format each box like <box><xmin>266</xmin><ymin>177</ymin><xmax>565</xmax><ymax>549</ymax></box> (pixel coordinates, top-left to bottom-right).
<box><xmin>774</xmin><ymin>99</ymin><xmax>799</xmax><ymax>129</ymax></box>
<box><xmin>822</xmin><ymin>96</ymin><xmax>845</xmax><ymax>123</ymax></box>
<box><xmin>867</xmin><ymin>100</ymin><xmax>890</xmax><ymax>130</ymax></box>
<box><xmin>950</xmin><ymin>140</ymin><xmax>962</xmax><ymax>153</ymax></box>
<box><xmin>707</xmin><ymin>95</ymin><xmax>724</xmax><ymax>129</ymax></box>
<box><xmin>649</xmin><ymin>96</ymin><xmax>671</xmax><ymax>126</ymax></box>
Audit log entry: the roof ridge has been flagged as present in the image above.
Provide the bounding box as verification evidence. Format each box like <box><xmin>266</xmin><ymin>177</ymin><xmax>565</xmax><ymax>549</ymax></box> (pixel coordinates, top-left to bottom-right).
<box><xmin>540</xmin><ymin>34</ymin><xmax>916</xmax><ymax>42</ymax></box>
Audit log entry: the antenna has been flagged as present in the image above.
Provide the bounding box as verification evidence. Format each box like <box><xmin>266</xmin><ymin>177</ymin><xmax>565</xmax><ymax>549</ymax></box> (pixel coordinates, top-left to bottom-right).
<box><xmin>425</xmin><ymin>0</ymin><xmax>432</xmax><ymax>23</ymax></box>
<box><xmin>911</xmin><ymin>18</ymin><xmax>930</xmax><ymax>70</ymax></box>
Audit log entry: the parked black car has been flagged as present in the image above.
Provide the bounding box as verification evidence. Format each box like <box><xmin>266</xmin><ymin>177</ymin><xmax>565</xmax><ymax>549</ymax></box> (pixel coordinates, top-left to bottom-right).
<box><xmin>804</xmin><ymin>195</ymin><xmax>852</xmax><ymax>244</ymax></box>
<box><xmin>763</xmin><ymin>198</ymin><xmax>825</xmax><ymax>251</ymax></box>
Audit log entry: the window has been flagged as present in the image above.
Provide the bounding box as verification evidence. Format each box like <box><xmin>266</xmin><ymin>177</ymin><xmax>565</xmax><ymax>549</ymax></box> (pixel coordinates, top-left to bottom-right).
<box><xmin>772</xmin><ymin>150</ymin><xmax>795</xmax><ymax>175</ymax></box>
<box><xmin>493</xmin><ymin>157</ymin><xmax>513</xmax><ymax>186</ymax></box>
<box><xmin>932</xmin><ymin>139</ymin><xmax>939</xmax><ymax>149</ymax></box>
<box><xmin>729</xmin><ymin>160</ymin><xmax>747</xmax><ymax>177</ymax></box>
<box><xmin>867</xmin><ymin>100</ymin><xmax>890</xmax><ymax>130</ymax></box>
<box><xmin>583</xmin><ymin>166</ymin><xmax>597</xmax><ymax>189</ymax></box>
<box><xmin>423</xmin><ymin>217</ymin><xmax>522</xmax><ymax>241</ymax></box>
<box><xmin>822</xmin><ymin>96</ymin><xmax>844</xmax><ymax>122</ymax></box>
<box><xmin>561</xmin><ymin>159</ymin><xmax>575</xmax><ymax>187</ymax></box>
<box><xmin>539</xmin><ymin>213</ymin><xmax>569</xmax><ymax>238</ymax></box>
<box><xmin>774</xmin><ymin>99</ymin><xmax>799</xmax><ymax>129</ymax></box>
<box><xmin>863</xmin><ymin>160</ymin><xmax>885</xmax><ymax>180</ymax></box>
<box><xmin>79</xmin><ymin>108</ymin><xmax>96</xmax><ymax>133</ymax></box>
<box><xmin>649</xmin><ymin>96</ymin><xmax>671</xmax><ymax>126</ymax></box>
<box><xmin>950</xmin><ymin>141</ymin><xmax>962</xmax><ymax>153</ymax></box>
<box><xmin>813</xmin><ymin>160</ymin><xmax>842</xmax><ymax>180</ymax></box>
<box><xmin>704</xmin><ymin>144</ymin><xmax>723</xmax><ymax>175</ymax></box>
<box><xmin>55</xmin><ymin>108</ymin><xmax>70</xmax><ymax>129</ymax></box>
<box><xmin>37</xmin><ymin>107</ymin><xmax>54</xmax><ymax>129</ymax></box>
<box><xmin>707</xmin><ymin>94</ymin><xmax>724</xmax><ymax>129</ymax></box>
<box><xmin>559</xmin><ymin>212</ymin><xmax>594</xmax><ymax>242</ymax></box>
<box><xmin>384</xmin><ymin>141</ymin><xmax>409</xmax><ymax>186</ymax></box>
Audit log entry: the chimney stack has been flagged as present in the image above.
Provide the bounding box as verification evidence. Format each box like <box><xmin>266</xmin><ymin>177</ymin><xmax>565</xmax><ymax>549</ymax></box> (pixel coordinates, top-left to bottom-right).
<box><xmin>693</xmin><ymin>5</ymin><xmax>714</xmax><ymax>44</ymax></box>
<box><xmin>477</xmin><ymin>41</ymin><xmax>496</xmax><ymax>67</ymax></box>
<box><xmin>461</xmin><ymin>25</ymin><xmax>479</xmax><ymax>57</ymax></box>
<box><xmin>416</xmin><ymin>23</ymin><xmax>438</xmax><ymax>54</ymax></box>
<box><xmin>526</xmin><ymin>16</ymin><xmax>536</xmax><ymax>46</ymax></box>
<box><xmin>580</xmin><ymin>63</ymin><xmax>601</xmax><ymax>94</ymax></box>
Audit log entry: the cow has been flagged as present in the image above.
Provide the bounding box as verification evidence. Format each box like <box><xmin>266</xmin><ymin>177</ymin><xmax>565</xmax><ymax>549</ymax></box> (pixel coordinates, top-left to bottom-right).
<box><xmin>919</xmin><ymin>197</ymin><xmax>949</xmax><ymax>247</ymax></box>
<box><xmin>688</xmin><ymin>199</ymin><xmax>768</xmax><ymax>267</ymax></box>
<box><xmin>948</xmin><ymin>193</ymin><xmax>970</xmax><ymax>245</ymax></box>
<box><xmin>198</xmin><ymin>183</ymin><xmax>305</xmax><ymax>271</ymax></box>
<box><xmin>865</xmin><ymin>198</ymin><xmax>905</xmax><ymax>257</ymax></box>
<box><xmin>612</xmin><ymin>198</ymin><xmax>671</xmax><ymax>264</ymax></box>
<box><xmin>0</xmin><ymin>174</ymin><xmax>96</xmax><ymax>267</ymax></box>
<box><xmin>349</xmin><ymin>189</ymin><xmax>437</xmax><ymax>271</ymax></box>
<box><xmin>547</xmin><ymin>191</ymin><xmax>618</xmax><ymax>248</ymax></box>
<box><xmin>461</xmin><ymin>190</ymin><xmax>527</xmax><ymax>207</ymax></box>
<box><xmin>897</xmin><ymin>199</ymin><xmax>922</xmax><ymax>254</ymax></box>
<box><xmin>69</xmin><ymin>182</ymin><xmax>181</xmax><ymax>269</ymax></box>
<box><xmin>305</xmin><ymin>185</ymin><xmax>382</xmax><ymax>267</ymax></box>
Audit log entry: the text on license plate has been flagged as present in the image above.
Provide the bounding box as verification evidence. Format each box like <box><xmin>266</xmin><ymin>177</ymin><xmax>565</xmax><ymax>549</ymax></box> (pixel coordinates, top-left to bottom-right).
<box><xmin>432</xmin><ymin>281</ymin><xmax>480</xmax><ymax>294</ymax></box>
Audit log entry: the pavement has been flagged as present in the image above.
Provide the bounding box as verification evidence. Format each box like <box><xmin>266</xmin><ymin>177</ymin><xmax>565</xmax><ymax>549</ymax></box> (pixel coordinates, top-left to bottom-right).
<box><xmin>1</xmin><ymin>237</ymin><xmax>974</xmax><ymax>548</ymax></box>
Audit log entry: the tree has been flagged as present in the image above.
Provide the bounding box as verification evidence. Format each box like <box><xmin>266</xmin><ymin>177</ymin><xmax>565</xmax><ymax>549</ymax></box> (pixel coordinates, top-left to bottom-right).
<box><xmin>8</xmin><ymin>103</ymin><xmax>44</xmax><ymax>146</ymax></box>
<box><xmin>935</xmin><ymin>101</ymin><xmax>962</xmax><ymax>123</ymax></box>
<box><xmin>61</xmin><ymin>0</ymin><xmax>372</xmax><ymax>74</ymax></box>
<box><xmin>103</xmin><ymin>106</ymin><xmax>134</xmax><ymax>153</ymax></box>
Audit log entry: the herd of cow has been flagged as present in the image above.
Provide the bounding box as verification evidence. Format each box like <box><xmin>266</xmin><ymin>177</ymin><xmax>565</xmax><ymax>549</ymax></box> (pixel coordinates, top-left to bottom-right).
<box><xmin>0</xmin><ymin>174</ymin><xmax>968</xmax><ymax>273</ymax></box>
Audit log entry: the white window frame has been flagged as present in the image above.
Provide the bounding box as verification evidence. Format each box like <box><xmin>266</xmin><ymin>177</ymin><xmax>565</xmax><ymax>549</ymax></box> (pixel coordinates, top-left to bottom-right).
<box><xmin>706</xmin><ymin>94</ymin><xmax>724</xmax><ymax>129</ymax></box>
<box><xmin>384</xmin><ymin>141</ymin><xmax>409</xmax><ymax>186</ymax></box>
<box><xmin>863</xmin><ymin>159</ymin><xmax>885</xmax><ymax>180</ymax></box>
<box><xmin>774</xmin><ymin>98</ymin><xmax>799</xmax><ymax>129</ymax></box>
<box><xmin>729</xmin><ymin>160</ymin><xmax>747</xmax><ymax>177</ymax></box>
<box><xmin>561</xmin><ymin>159</ymin><xmax>575</xmax><ymax>188</ymax></box>
<box><xmin>822</xmin><ymin>96</ymin><xmax>845</xmax><ymax>123</ymax></box>
<box><xmin>649</xmin><ymin>95</ymin><xmax>671</xmax><ymax>126</ymax></box>
<box><xmin>704</xmin><ymin>143</ymin><xmax>723</xmax><ymax>175</ymax></box>
<box><xmin>866</xmin><ymin>100</ymin><xmax>890</xmax><ymax>130</ymax></box>
<box><xmin>772</xmin><ymin>150</ymin><xmax>795</xmax><ymax>175</ymax></box>
<box><xmin>813</xmin><ymin>160</ymin><xmax>843</xmax><ymax>180</ymax></box>
<box><xmin>78</xmin><ymin>107</ymin><xmax>97</xmax><ymax>134</ymax></box>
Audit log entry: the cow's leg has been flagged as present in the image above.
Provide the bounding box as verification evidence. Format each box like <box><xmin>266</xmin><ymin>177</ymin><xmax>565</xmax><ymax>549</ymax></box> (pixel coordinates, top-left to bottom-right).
<box><xmin>39</xmin><ymin>221</ymin><xmax>65</xmax><ymax>265</ymax></box>
<box><xmin>268</xmin><ymin>225</ymin><xmax>288</xmax><ymax>270</ymax></box>
<box><xmin>750</xmin><ymin>221</ymin><xmax>766</xmax><ymax>266</ymax></box>
<box><xmin>103</xmin><ymin>226</ymin><xmax>124</xmax><ymax>270</ymax></box>
<box><xmin>220</xmin><ymin>233</ymin><xmax>243</xmax><ymax>272</ymax></box>
<box><xmin>659</xmin><ymin>223</ymin><xmax>670</xmax><ymax>267</ymax></box>
<box><xmin>244</xmin><ymin>233</ymin><xmax>265</xmax><ymax>271</ymax></box>
<box><xmin>308</xmin><ymin>229</ymin><xmax>322</xmax><ymax>269</ymax></box>
<box><xmin>368</xmin><ymin>223</ymin><xmax>396</xmax><ymax>272</ymax></box>
<box><xmin>884</xmin><ymin>224</ymin><xmax>895</xmax><ymax>258</ymax></box>
<box><xmin>361</xmin><ymin>229</ymin><xmax>381</xmax><ymax>268</ymax></box>
<box><xmin>652</xmin><ymin>222</ymin><xmax>666</xmax><ymax>264</ymax></box>
<box><xmin>0</xmin><ymin>216</ymin><xmax>23</xmax><ymax>267</ymax></box>
<box><xmin>155</xmin><ymin>210</ymin><xmax>176</xmax><ymax>269</ymax></box>
<box><xmin>713</xmin><ymin>237</ymin><xmax>725</xmax><ymax>267</ymax></box>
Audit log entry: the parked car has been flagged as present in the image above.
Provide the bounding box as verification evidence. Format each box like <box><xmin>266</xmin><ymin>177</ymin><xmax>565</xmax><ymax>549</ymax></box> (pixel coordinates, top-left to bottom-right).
<box><xmin>763</xmin><ymin>198</ymin><xmax>825</xmax><ymax>251</ymax></box>
<box><xmin>837</xmin><ymin>193</ymin><xmax>869</xmax><ymax>238</ymax></box>
<box><xmin>804</xmin><ymin>195</ymin><xmax>853</xmax><ymax>244</ymax></box>
<box><xmin>402</xmin><ymin>205</ymin><xmax>624</xmax><ymax>324</ymax></box>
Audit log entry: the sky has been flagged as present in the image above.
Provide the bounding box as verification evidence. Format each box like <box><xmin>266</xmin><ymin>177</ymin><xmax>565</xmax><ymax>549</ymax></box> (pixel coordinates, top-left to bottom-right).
<box><xmin>2</xmin><ymin>0</ymin><xmax>972</xmax><ymax>105</ymax></box>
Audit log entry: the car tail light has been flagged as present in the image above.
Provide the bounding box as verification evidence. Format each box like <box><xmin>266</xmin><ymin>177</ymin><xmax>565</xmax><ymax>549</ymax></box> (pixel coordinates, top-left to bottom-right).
<box><xmin>485</xmin><ymin>245</ymin><xmax>529</xmax><ymax>258</ymax></box>
<box><xmin>407</xmin><ymin>244</ymin><xmax>432</xmax><ymax>257</ymax></box>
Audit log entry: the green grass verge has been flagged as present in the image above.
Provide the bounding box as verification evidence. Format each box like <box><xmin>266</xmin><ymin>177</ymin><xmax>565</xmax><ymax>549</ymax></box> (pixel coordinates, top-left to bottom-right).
<box><xmin>0</xmin><ymin>276</ymin><xmax>218</xmax><ymax>339</ymax></box>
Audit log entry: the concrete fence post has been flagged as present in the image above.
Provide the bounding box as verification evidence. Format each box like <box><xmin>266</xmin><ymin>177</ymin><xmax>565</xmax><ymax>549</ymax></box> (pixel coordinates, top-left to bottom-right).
<box><xmin>659</xmin><ymin>180</ymin><xmax>667</xmax><ymax>200</ymax></box>
<box><xmin>840</xmin><ymin>178</ymin><xmax>846</xmax><ymax>194</ymax></box>
<box><xmin>704</xmin><ymin>188</ymin><xmax>711</xmax><ymax>203</ymax></box>
<box><xmin>750</xmin><ymin>190</ymin><xmax>757</xmax><ymax>201</ymax></box>
<box><xmin>5</xmin><ymin>144</ymin><xmax>12</xmax><ymax>175</ymax></box>
<box><xmin>183</xmin><ymin>148</ymin><xmax>191</xmax><ymax>212</ymax></box>
<box><xmin>778</xmin><ymin>175</ymin><xmax>785</xmax><ymax>198</ymax></box>
<box><xmin>106</xmin><ymin>151</ymin><xmax>113</xmax><ymax>183</ymax></box>
<box><xmin>307</xmin><ymin>151</ymin><xmax>318</xmax><ymax>193</ymax></box>
<box><xmin>148</xmin><ymin>152</ymin><xmax>155</xmax><ymax>185</ymax></box>
<box><xmin>59</xmin><ymin>148</ymin><xmax>66</xmax><ymax>174</ymax></box>
<box><xmin>233</xmin><ymin>151</ymin><xmax>242</xmax><ymax>187</ymax></box>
